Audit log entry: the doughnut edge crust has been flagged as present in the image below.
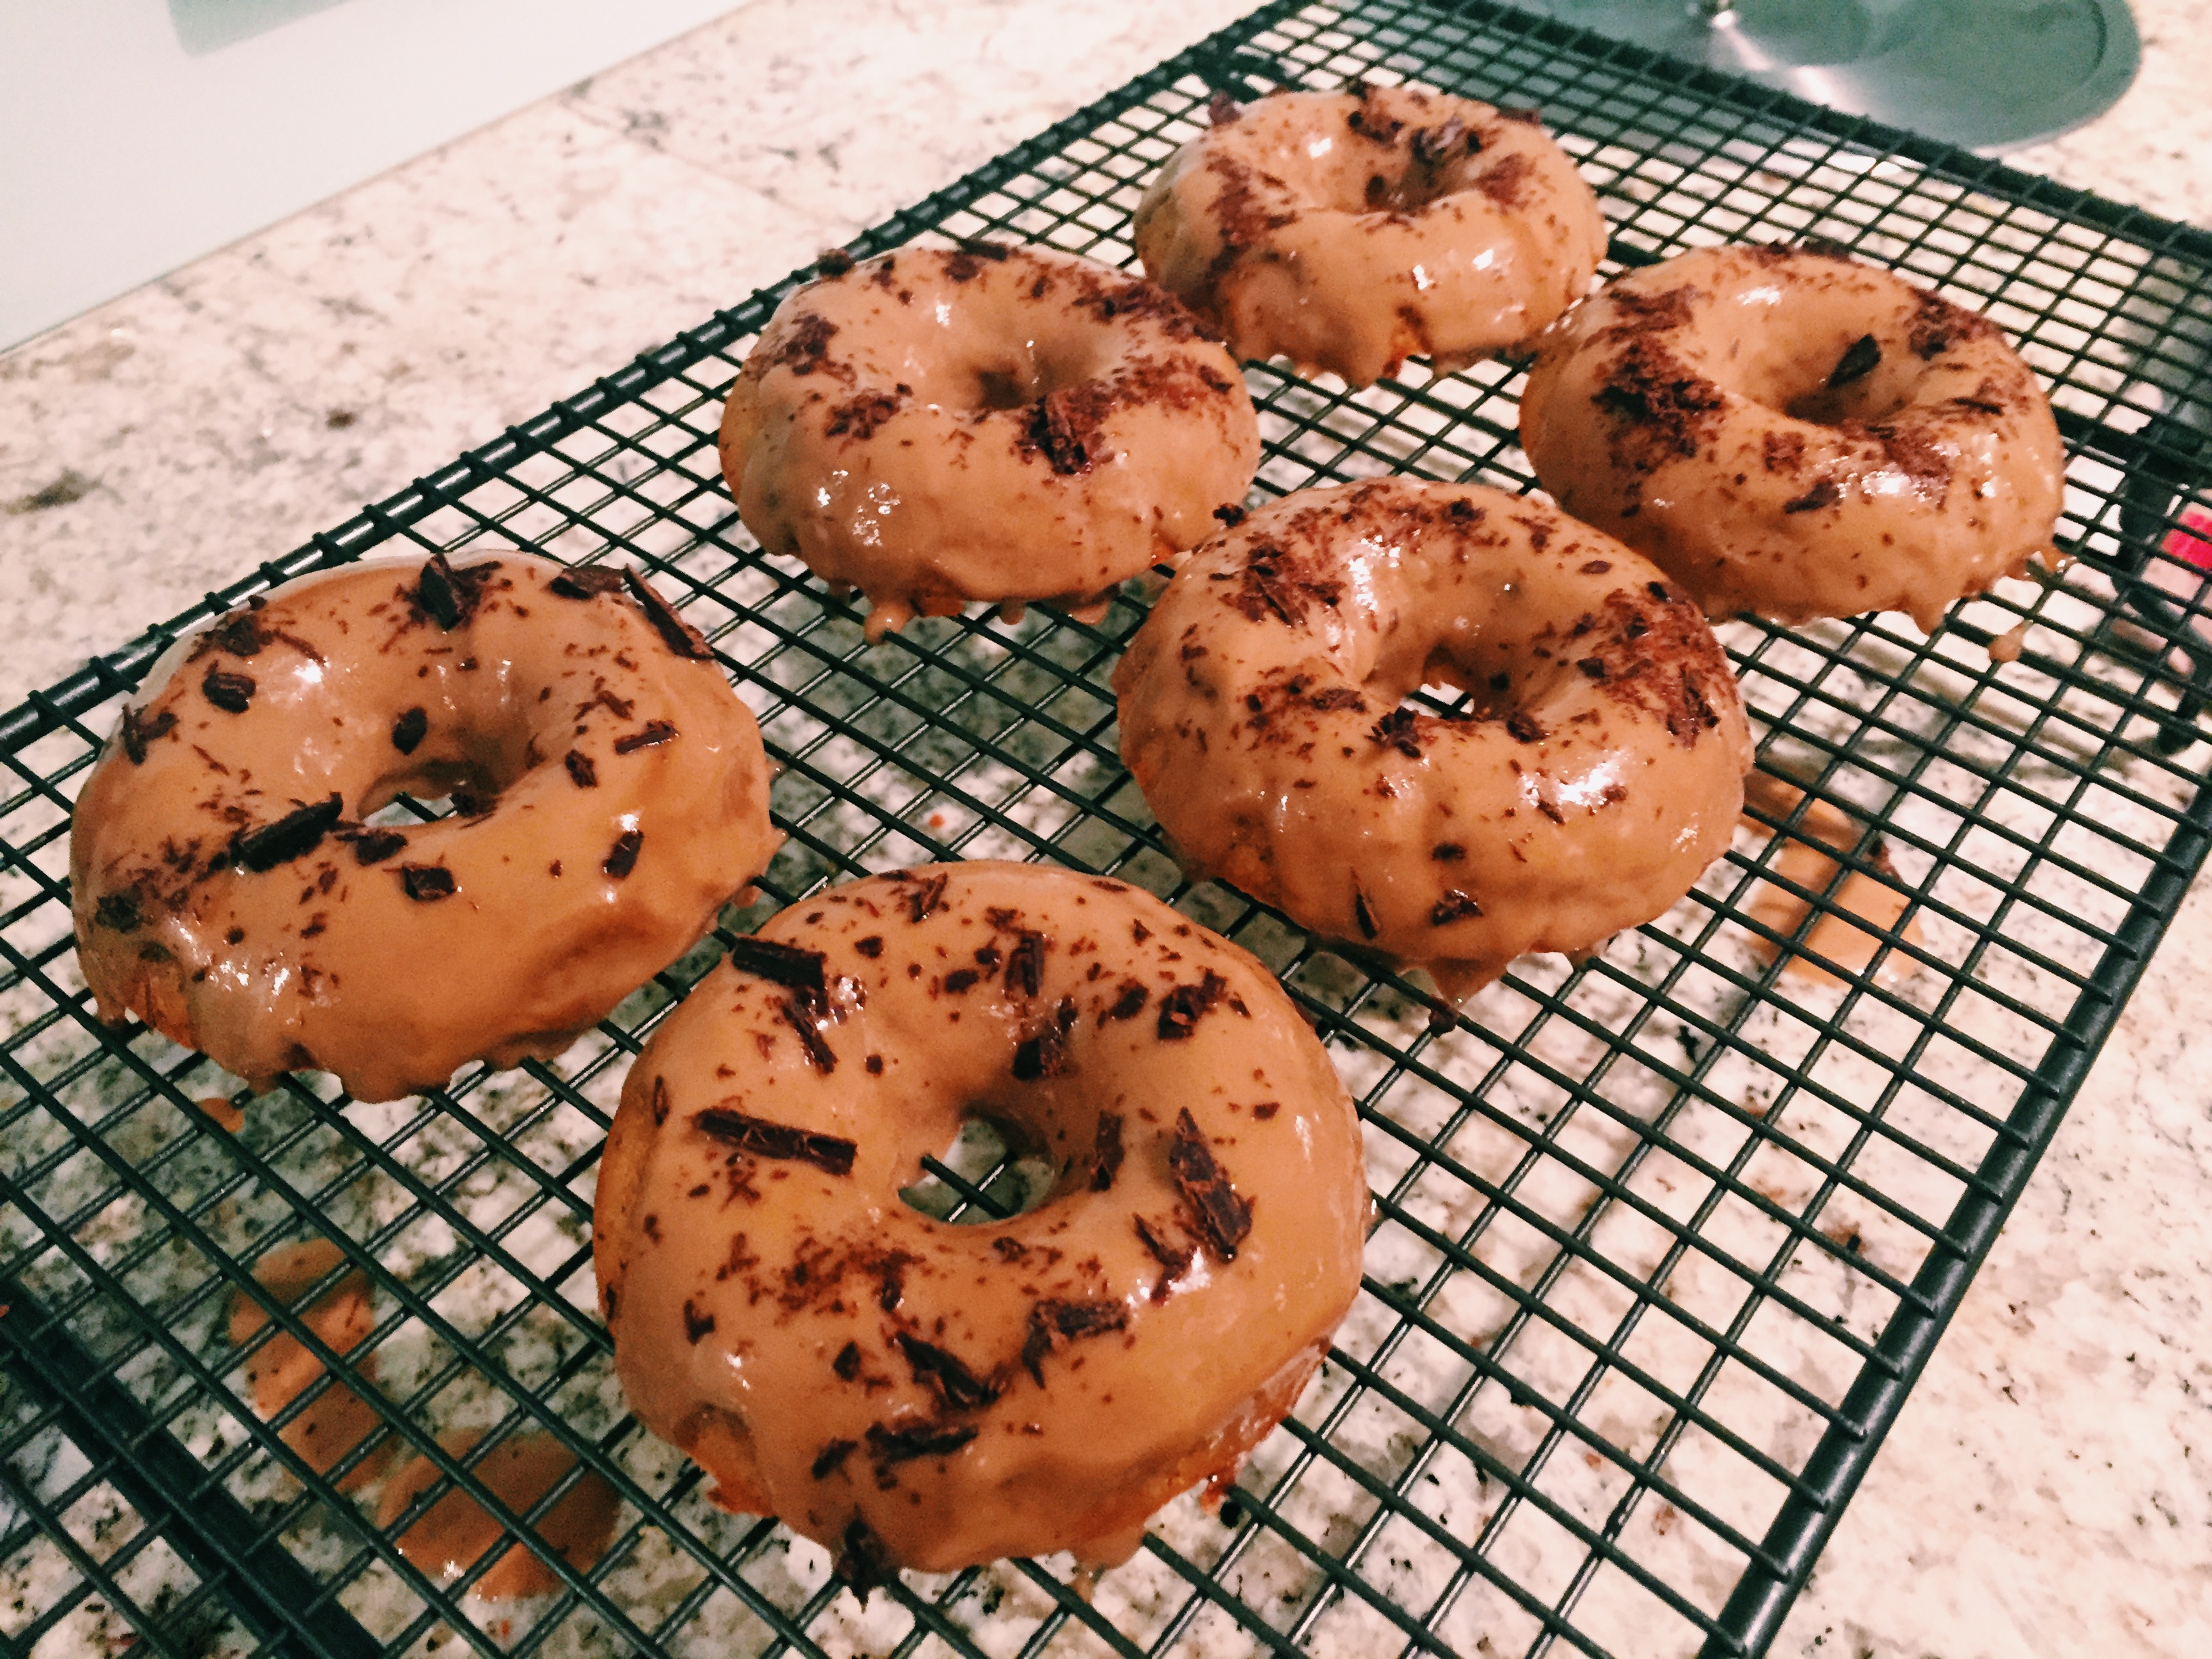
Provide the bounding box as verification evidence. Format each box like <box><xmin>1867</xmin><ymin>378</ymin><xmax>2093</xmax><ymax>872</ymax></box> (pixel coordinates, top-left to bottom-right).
<box><xmin>720</xmin><ymin>243</ymin><xmax>1260</xmax><ymax>639</ymax></box>
<box><xmin>1113</xmin><ymin>480</ymin><xmax>1753</xmax><ymax>998</ymax></box>
<box><xmin>70</xmin><ymin>553</ymin><xmax>780</xmax><ymax>1102</ymax></box>
<box><xmin>592</xmin><ymin>861</ymin><xmax>1368</xmax><ymax>1579</ymax></box>
<box><xmin>1519</xmin><ymin>243</ymin><xmax>2065</xmax><ymax>631</ymax></box>
<box><xmin>1134</xmin><ymin>85</ymin><xmax>1605</xmax><ymax>387</ymax></box>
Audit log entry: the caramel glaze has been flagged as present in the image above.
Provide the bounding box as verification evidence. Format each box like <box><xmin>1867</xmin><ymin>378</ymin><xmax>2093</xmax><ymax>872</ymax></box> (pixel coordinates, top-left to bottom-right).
<box><xmin>1134</xmin><ymin>86</ymin><xmax>1605</xmax><ymax>388</ymax></box>
<box><xmin>229</xmin><ymin>1239</ymin><xmax>392</xmax><ymax>1492</ymax></box>
<box><xmin>1112</xmin><ymin>479</ymin><xmax>1754</xmax><ymax>1000</ymax></box>
<box><xmin>70</xmin><ymin>553</ymin><xmax>779</xmax><ymax>1102</ymax></box>
<box><xmin>1519</xmin><ymin>243</ymin><xmax>2065</xmax><ymax>633</ymax></box>
<box><xmin>592</xmin><ymin>862</ymin><xmax>1368</xmax><ymax>1584</ymax></box>
<box><xmin>377</xmin><ymin>1431</ymin><xmax>619</xmax><ymax>1599</ymax></box>
<box><xmin>720</xmin><ymin>244</ymin><xmax>1259</xmax><ymax>641</ymax></box>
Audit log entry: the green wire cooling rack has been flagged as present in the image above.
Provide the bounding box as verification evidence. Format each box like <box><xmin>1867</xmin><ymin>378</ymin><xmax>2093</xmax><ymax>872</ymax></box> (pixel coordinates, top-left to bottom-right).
<box><xmin>4</xmin><ymin>3</ymin><xmax>2211</xmax><ymax>1656</ymax></box>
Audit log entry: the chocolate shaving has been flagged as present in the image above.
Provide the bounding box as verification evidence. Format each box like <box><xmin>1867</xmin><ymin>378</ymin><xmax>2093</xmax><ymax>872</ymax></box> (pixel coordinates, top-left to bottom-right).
<box><xmin>1353</xmin><ymin>887</ymin><xmax>1379</xmax><ymax>939</ymax></box>
<box><xmin>563</xmin><ymin>750</ymin><xmax>598</xmax><ymax>787</ymax></box>
<box><xmin>1784</xmin><ymin>479</ymin><xmax>1843</xmax><ymax>514</ymax></box>
<box><xmin>119</xmin><ymin>706</ymin><xmax>176</xmax><ymax>764</ymax></box>
<box><xmin>1103</xmin><ymin>981</ymin><xmax>1148</xmax><ymax>1023</ymax></box>
<box><xmin>1308</xmin><ymin>687</ymin><xmax>1366</xmax><ymax>713</ymax></box>
<box><xmin>350</xmin><ymin>828</ymin><xmax>407</xmax><ymax>865</ymax></box>
<box><xmin>1370</xmin><ymin>706</ymin><xmax>1422</xmax><ymax>758</ymax></box>
<box><xmin>812</xmin><ymin>1438</ymin><xmax>858</xmax><ymax>1478</ymax></box>
<box><xmin>1004</xmin><ymin>930</ymin><xmax>1046</xmax><ymax>998</ymax></box>
<box><xmin>1827</xmin><ymin>333</ymin><xmax>1881</xmax><ymax>390</ymax></box>
<box><xmin>1156</xmin><ymin>970</ymin><xmax>1229</xmax><ymax>1040</ymax></box>
<box><xmin>390</xmin><ymin>706</ymin><xmax>427</xmax><ymax>754</ymax></box>
<box><xmin>548</xmin><ymin>566</ymin><xmax>626</xmax><ymax>600</ymax></box>
<box><xmin>833</xmin><ymin>1342</ymin><xmax>863</xmax><ymax>1381</ymax></box>
<box><xmin>1410</xmin><ymin>115</ymin><xmax>1471</xmax><ymax>166</ymax></box>
<box><xmin>953</xmin><ymin>235</ymin><xmax>1012</xmax><ymax>261</ymax></box>
<box><xmin>413</xmin><ymin>553</ymin><xmax>478</xmax><ymax>630</ymax></box>
<box><xmin>613</xmin><ymin>720</ymin><xmax>677</xmax><ymax>754</ymax></box>
<box><xmin>866</xmin><ymin>1419</ymin><xmax>977</xmax><ymax>1465</ymax></box>
<box><xmin>1496</xmin><ymin>105</ymin><xmax>1544</xmax><ymax>123</ymax></box>
<box><xmin>775</xmin><ymin>994</ymin><xmax>838</xmax><ymax>1073</ymax></box>
<box><xmin>729</xmin><ymin>935</ymin><xmax>830</xmax><ymax>1004</ymax></box>
<box><xmin>1506</xmin><ymin>710</ymin><xmax>1544</xmax><ymax>744</ymax></box>
<box><xmin>1431</xmin><ymin>890</ymin><xmax>1482</xmax><ymax>924</ymax></box>
<box><xmin>895</xmin><ymin>1332</ymin><xmax>1000</xmax><ymax>1411</ymax></box>
<box><xmin>201</xmin><ymin>668</ymin><xmax>255</xmax><ymax>714</ymax></box>
<box><xmin>94</xmin><ymin>890</ymin><xmax>143</xmax><ymax>933</ymax></box>
<box><xmin>400</xmin><ymin>864</ymin><xmax>455</xmax><ymax>901</ymax></box>
<box><xmin>207</xmin><ymin>611</ymin><xmax>263</xmax><ymax>657</ymax></box>
<box><xmin>1028</xmin><ymin>388</ymin><xmax>1099</xmax><ymax>475</ymax></box>
<box><xmin>907</xmin><ymin>872</ymin><xmax>949</xmax><ymax>922</ymax></box>
<box><xmin>1134</xmin><ymin>1214</ymin><xmax>1194</xmax><ymax>1301</ymax></box>
<box><xmin>603</xmin><ymin>829</ymin><xmax>643</xmax><ymax>878</ymax></box>
<box><xmin>1577</xmin><ymin>656</ymin><xmax>1607</xmax><ymax>680</ymax></box>
<box><xmin>621</xmin><ymin>569</ymin><xmax>714</xmax><ymax>660</ymax></box>
<box><xmin>816</xmin><ymin>247</ymin><xmax>857</xmax><ymax>277</ymax></box>
<box><xmin>835</xmin><ymin>1516</ymin><xmax>894</xmax><ymax>1597</ymax></box>
<box><xmin>230</xmin><ymin>793</ymin><xmax>343</xmax><ymax>872</ymax></box>
<box><xmin>1090</xmin><ymin>1112</ymin><xmax>1125</xmax><ymax>1191</ymax></box>
<box><xmin>855</xmin><ymin>935</ymin><xmax>884</xmax><ymax>958</ymax></box>
<box><xmin>1168</xmin><ymin>1107</ymin><xmax>1253</xmax><ymax>1260</ymax></box>
<box><xmin>944</xmin><ymin>968</ymin><xmax>981</xmax><ymax>995</ymax></box>
<box><xmin>695</xmin><ymin>1105</ymin><xmax>856</xmax><ymax>1174</ymax></box>
<box><xmin>1012</xmin><ymin>997</ymin><xmax>1078</xmax><ymax>1081</ymax></box>
<box><xmin>682</xmin><ymin>1299</ymin><xmax>715</xmax><ymax>1343</ymax></box>
<box><xmin>1020</xmin><ymin>1298</ymin><xmax>1129</xmax><ymax>1385</ymax></box>
<box><xmin>1207</xmin><ymin>91</ymin><xmax>1241</xmax><ymax>126</ymax></box>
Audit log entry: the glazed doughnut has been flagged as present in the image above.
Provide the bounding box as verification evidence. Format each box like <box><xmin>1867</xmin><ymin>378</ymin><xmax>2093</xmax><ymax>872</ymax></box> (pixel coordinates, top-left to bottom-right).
<box><xmin>1518</xmin><ymin>243</ymin><xmax>2066</xmax><ymax>631</ymax></box>
<box><xmin>592</xmin><ymin>861</ymin><xmax>1367</xmax><ymax>1580</ymax></box>
<box><xmin>1134</xmin><ymin>85</ymin><xmax>1605</xmax><ymax>387</ymax></box>
<box><xmin>70</xmin><ymin>553</ymin><xmax>779</xmax><ymax>1103</ymax></box>
<box><xmin>1112</xmin><ymin>479</ymin><xmax>1753</xmax><ymax>998</ymax></box>
<box><xmin>720</xmin><ymin>243</ymin><xmax>1259</xmax><ymax>640</ymax></box>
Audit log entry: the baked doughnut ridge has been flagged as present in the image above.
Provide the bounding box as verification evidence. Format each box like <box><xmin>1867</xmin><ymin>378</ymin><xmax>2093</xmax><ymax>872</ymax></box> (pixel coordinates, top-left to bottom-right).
<box><xmin>70</xmin><ymin>553</ymin><xmax>779</xmax><ymax>1102</ymax></box>
<box><xmin>1113</xmin><ymin>479</ymin><xmax>1753</xmax><ymax>998</ymax></box>
<box><xmin>1519</xmin><ymin>243</ymin><xmax>2065</xmax><ymax>631</ymax></box>
<box><xmin>593</xmin><ymin>862</ymin><xmax>1368</xmax><ymax>1582</ymax></box>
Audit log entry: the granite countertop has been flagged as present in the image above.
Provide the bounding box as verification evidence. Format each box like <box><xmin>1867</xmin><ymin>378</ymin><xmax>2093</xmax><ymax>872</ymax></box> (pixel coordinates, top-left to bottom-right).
<box><xmin>3</xmin><ymin>2</ymin><xmax>2208</xmax><ymax>1654</ymax></box>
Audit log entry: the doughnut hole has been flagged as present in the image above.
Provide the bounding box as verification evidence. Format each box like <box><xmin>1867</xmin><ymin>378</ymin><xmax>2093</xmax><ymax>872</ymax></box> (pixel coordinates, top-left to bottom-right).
<box><xmin>1732</xmin><ymin>304</ymin><xmax>1927</xmax><ymax>430</ymax></box>
<box><xmin>897</xmin><ymin>1114</ymin><xmax>1063</xmax><ymax>1223</ymax></box>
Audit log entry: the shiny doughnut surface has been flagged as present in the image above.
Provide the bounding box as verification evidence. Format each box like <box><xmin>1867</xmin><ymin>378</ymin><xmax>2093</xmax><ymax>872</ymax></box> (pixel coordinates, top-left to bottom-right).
<box><xmin>592</xmin><ymin>861</ymin><xmax>1367</xmax><ymax>1582</ymax></box>
<box><xmin>1113</xmin><ymin>480</ymin><xmax>1753</xmax><ymax>998</ymax></box>
<box><xmin>70</xmin><ymin>554</ymin><xmax>779</xmax><ymax>1102</ymax></box>
<box><xmin>1134</xmin><ymin>85</ymin><xmax>1605</xmax><ymax>387</ymax></box>
<box><xmin>1519</xmin><ymin>243</ymin><xmax>2065</xmax><ymax>631</ymax></box>
<box><xmin>720</xmin><ymin>243</ymin><xmax>1258</xmax><ymax>640</ymax></box>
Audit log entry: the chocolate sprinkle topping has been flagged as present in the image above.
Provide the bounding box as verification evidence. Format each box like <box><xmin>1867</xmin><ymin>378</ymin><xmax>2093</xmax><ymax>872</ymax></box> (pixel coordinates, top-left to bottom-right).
<box><xmin>1431</xmin><ymin>890</ymin><xmax>1483</xmax><ymax>924</ymax></box>
<box><xmin>613</xmin><ymin>720</ymin><xmax>678</xmax><ymax>754</ymax></box>
<box><xmin>812</xmin><ymin>1438</ymin><xmax>858</xmax><ymax>1478</ymax></box>
<box><xmin>1004</xmin><ymin>930</ymin><xmax>1046</xmax><ymax>998</ymax></box>
<box><xmin>1090</xmin><ymin>1112</ymin><xmax>1125</xmax><ymax>1192</ymax></box>
<box><xmin>351</xmin><ymin>828</ymin><xmax>407</xmax><ymax>865</ymax></box>
<box><xmin>415</xmin><ymin>554</ymin><xmax>465</xmax><ymax>628</ymax></box>
<box><xmin>563</xmin><ymin>750</ymin><xmax>598</xmax><ymax>787</ymax></box>
<box><xmin>775</xmin><ymin>993</ymin><xmax>838</xmax><ymax>1073</ymax></box>
<box><xmin>209</xmin><ymin>611</ymin><xmax>264</xmax><ymax>657</ymax></box>
<box><xmin>833</xmin><ymin>1341</ymin><xmax>863</xmax><ymax>1381</ymax></box>
<box><xmin>855</xmin><ymin>935</ymin><xmax>884</xmax><ymax>958</ymax></box>
<box><xmin>1506</xmin><ymin>710</ymin><xmax>1544</xmax><ymax>744</ymax></box>
<box><xmin>1784</xmin><ymin>479</ymin><xmax>1843</xmax><ymax>514</ymax></box>
<box><xmin>695</xmin><ymin>1105</ymin><xmax>856</xmax><ymax>1174</ymax></box>
<box><xmin>1207</xmin><ymin>91</ymin><xmax>1241</xmax><ymax>126</ymax></box>
<box><xmin>728</xmin><ymin>935</ymin><xmax>829</xmax><ymax>1004</ymax></box>
<box><xmin>201</xmin><ymin>668</ymin><xmax>255</xmax><ymax>714</ymax></box>
<box><xmin>231</xmin><ymin>793</ymin><xmax>344</xmax><ymax>872</ymax></box>
<box><xmin>895</xmin><ymin>1332</ymin><xmax>1001</xmax><ymax>1411</ymax></box>
<box><xmin>1028</xmin><ymin>388</ymin><xmax>1100</xmax><ymax>475</ymax></box>
<box><xmin>1103</xmin><ymin>981</ymin><xmax>1148</xmax><ymax>1023</ymax></box>
<box><xmin>119</xmin><ymin>705</ymin><xmax>176</xmax><ymax>764</ymax></box>
<box><xmin>835</xmin><ymin>1516</ymin><xmax>894</xmax><ymax>1596</ymax></box>
<box><xmin>621</xmin><ymin>569</ymin><xmax>714</xmax><ymax>660</ymax></box>
<box><xmin>602</xmin><ymin>829</ymin><xmax>644</xmax><ymax>878</ymax></box>
<box><xmin>94</xmin><ymin>890</ymin><xmax>143</xmax><ymax>933</ymax></box>
<box><xmin>1353</xmin><ymin>888</ymin><xmax>1379</xmax><ymax>939</ymax></box>
<box><xmin>816</xmin><ymin>247</ymin><xmax>857</xmax><ymax>277</ymax></box>
<box><xmin>1212</xmin><ymin>502</ymin><xmax>1247</xmax><ymax>527</ymax></box>
<box><xmin>1370</xmin><ymin>706</ymin><xmax>1422</xmax><ymax>758</ymax></box>
<box><xmin>1156</xmin><ymin>969</ymin><xmax>1229</xmax><ymax>1040</ymax></box>
<box><xmin>390</xmin><ymin>706</ymin><xmax>428</xmax><ymax>754</ymax></box>
<box><xmin>400</xmin><ymin>864</ymin><xmax>455</xmax><ymax>901</ymax></box>
<box><xmin>951</xmin><ymin>235</ymin><xmax>1011</xmax><ymax>262</ymax></box>
<box><xmin>907</xmin><ymin>872</ymin><xmax>949</xmax><ymax>923</ymax></box>
<box><xmin>1012</xmin><ymin>998</ymin><xmax>1078</xmax><ymax>1081</ymax></box>
<box><xmin>682</xmin><ymin>1299</ymin><xmax>715</xmax><ymax>1343</ymax></box>
<box><xmin>548</xmin><ymin>566</ymin><xmax>626</xmax><ymax>600</ymax></box>
<box><xmin>1020</xmin><ymin>1298</ymin><xmax>1129</xmax><ymax>1385</ymax></box>
<box><xmin>1827</xmin><ymin>333</ymin><xmax>1881</xmax><ymax>390</ymax></box>
<box><xmin>1168</xmin><ymin>1107</ymin><xmax>1253</xmax><ymax>1259</ymax></box>
<box><xmin>866</xmin><ymin>1419</ymin><xmax>978</xmax><ymax>1465</ymax></box>
<box><xmin>1134</xmin><ymin>1214</ymin><xmax>1194</xmax><ymax>1300</ymax></box>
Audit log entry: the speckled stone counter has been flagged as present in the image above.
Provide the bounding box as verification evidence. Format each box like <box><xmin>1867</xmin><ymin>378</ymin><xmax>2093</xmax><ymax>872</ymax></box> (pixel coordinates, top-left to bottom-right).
<box><xmin>1</xmin><ymin>3</ymin><xmax>2207</xmax><ymax>1654</ymax></box>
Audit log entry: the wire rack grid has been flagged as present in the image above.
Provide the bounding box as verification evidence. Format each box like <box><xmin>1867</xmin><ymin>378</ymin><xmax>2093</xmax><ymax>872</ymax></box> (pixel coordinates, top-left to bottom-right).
<box><xmin>3</xmin><ymin>2</ymin><xmax>2211</xmax><ymax>1657</ymax></box>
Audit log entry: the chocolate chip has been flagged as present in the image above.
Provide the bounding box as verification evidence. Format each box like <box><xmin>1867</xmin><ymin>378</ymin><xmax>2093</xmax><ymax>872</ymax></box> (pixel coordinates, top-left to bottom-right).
<box><xmin>1212</xmin><ymin>501</ymin><xmax>1247</xmax><ymax>526</ymax></box>
<box><xmin>390</xmin><ymin>706</ymin><xmax>427</xmax><ymax>754</ymax></box>
<box><xmin>833</xmin><ymin>1342</ymin><xmax>863</xmax><ymax>1381</ymax></box>
<box><xmin>201</xmin><ymin>669</ymin><xmax>255</xmax><ymax>713</ymax></box>
<box><xmin>1578</xmin><ymin>657</ymin><xmax>1607</xmax><ymax>679</ymax></box>
<box><xmin>621</xmin><ymin>569</ymin><xmax>714</xmax><ymax>660</ymax></box>
<box><xmin>230</xmin><ymin>793</ymin><xmax>343</xmax><ymax>872</ymax></box>
<box><xmin>1004</xmin><ymin>930</ymin><xmax>1046</xmax><ymax>998</ymax></box>
<box><xmin>548</xmin><ymin>566</ymin><xmax>626</xmax><ymax>600</ymax></box>
<box><xmin>1827</xmin><ymin>333</ymin><xmax>1881</xmax><ymax>390</ymax></box>
<box><xmin>1167</xmin><ymin>1107</ymin><xmax>1253</xmax><ymax>1260</ymax></box>
<box><xmin>563</xmin><ymin>750</ymin><xmax>597</xmax><ymax>787</ymax></box>
<box><xmin>399</xmin><ymin>864</ymin><xmax>455</xmax><ymax>901</ymax></box>
<box><xmin>119</xmin><ymin>705</ymin><xmax>176</xmax><ymax>764</ymax></box>
<box><xmin>602</xmin><ymin>829</ymin><xmax>643</xmax><ymax>878</ymax></box>
<box><xmin>1103</xmin><ymin>981</ymin><xmax>1148</xmax><ymax>1023</ymax></box>
<box><xmin>694</xmin><ymin>1105</ymin><xmax>856</xmax><ymax>1174</ymax></box>
<box><xmin>1370</xmin><ymin>706</ymin><xmax>1422</xmax><ymax>758</ymax></box>
<box><xmin>855</xmin><ymin>935</ymin><xmax>884</xmax><ymax>958</ymax></box>
<box><xmin>1156</xmin><ymin>970</ymin><xmax>1229</xmax><ymax>1040</ymax></box>
<box><xmin>1012</xmin><ymin>997</ymin><xmax>1078</xmax><ymax>1081</ymax></box>
<box><xmin>414</xmin><ymin>553</ymin><xmax>467</xmax><ymax>629</ymax></box>
<box><xmin>351</xmin><ymin>828</ymin><xmax>406</xmax><ymax>865</ymax></box>
<box><xmin>1506</xmin><ymin>710</ymin><xmax>1544</xmax><ymax>744</ymax></box>
<box><xmin>816</xmin><ymin>247</ymin><xmax>857</xmax><ymax>277</ymax></box>
<box><xmin>907</xmin><ymin>872</ymin><xmax>949</xmax><ymax>923</ymax></box>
